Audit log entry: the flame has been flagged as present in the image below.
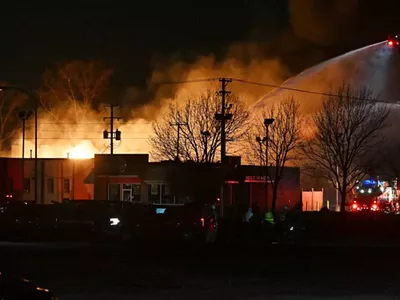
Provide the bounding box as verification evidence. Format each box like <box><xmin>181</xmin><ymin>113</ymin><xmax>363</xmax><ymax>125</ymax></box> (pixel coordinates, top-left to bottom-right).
<box><xmin>67</xmin><ymin>140</ymin><xmax>96</xmax><ymax>159</ymax></box>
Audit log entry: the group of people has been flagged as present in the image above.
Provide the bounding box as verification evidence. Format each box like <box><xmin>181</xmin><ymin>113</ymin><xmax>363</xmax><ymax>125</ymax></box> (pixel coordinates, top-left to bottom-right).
<box><xmin>204</xmin><ymin>204</ymin><xmax>290</xmax><ymax>244</ymax></box>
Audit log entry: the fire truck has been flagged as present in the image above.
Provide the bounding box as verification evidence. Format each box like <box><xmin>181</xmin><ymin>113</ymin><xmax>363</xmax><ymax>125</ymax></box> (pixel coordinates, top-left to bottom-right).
<box><xmin>350</xmin><ymin>179</ymin><xmax>399</xmax><ymax>213</ymax></box>
<box><xmin>387</xmin><ymin>34</ymin><xmax>400</xmax><ymax>47</ymax></box>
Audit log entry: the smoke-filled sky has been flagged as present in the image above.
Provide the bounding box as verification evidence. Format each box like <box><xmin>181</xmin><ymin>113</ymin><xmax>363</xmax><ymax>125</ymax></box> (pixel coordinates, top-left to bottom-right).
<box><xmin>1</xmin><ymin>1</ymin><xmax>399</xmax><ymax>90</ymax></box>
<box><xmin>1</xmin><ymin>0</ymin><xmax>400</xmax><ymax>158</ymax></box>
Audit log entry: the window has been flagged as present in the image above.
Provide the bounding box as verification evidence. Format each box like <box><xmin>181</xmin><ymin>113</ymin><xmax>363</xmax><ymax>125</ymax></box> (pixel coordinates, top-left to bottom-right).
<box><xmin>63</xmin><ymin>179</ymin><xmax>70</xmax><ymax>193</ymax></box>
<box><xmin>47</xmin><ymin>178</ymin><xmax>54</xmax><ymax>194</ymax></box>
<box><xmin>23</xmin><ymin>178</ymin><xmax>30</xmax><ymax>193</ymax></box>
<box><xmin>161</xmin><ymin>184</ymin><xmax>173</xmax><ymax>204</ymax></box>
<box><xmin>133</xmin><ymin>184</ymin><xmax>141</xmax><ymax>195</ymax></box>
<box><xmin>164</xmin><ymin>184</ymin><xmax>171</xmax><ymax>196</ymax></box>
<box><xmin>150</xmin><ymin>184</ymin><xmax>159</xmax><ymax>195</ymax></box>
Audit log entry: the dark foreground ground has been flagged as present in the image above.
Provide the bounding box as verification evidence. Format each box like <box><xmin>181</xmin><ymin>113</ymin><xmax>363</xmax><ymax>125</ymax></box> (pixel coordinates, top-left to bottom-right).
<box><xmin>0</xmin><ymin>240</ymin><xmax>399</xmax><ymax>299</ymax></box>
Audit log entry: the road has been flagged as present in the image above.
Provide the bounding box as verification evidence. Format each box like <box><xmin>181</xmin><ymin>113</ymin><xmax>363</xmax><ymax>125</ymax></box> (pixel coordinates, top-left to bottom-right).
<box><xmin>0</xmin><ymin>241</ymin><xmax>399</xmax><ymax>299</ymax></box>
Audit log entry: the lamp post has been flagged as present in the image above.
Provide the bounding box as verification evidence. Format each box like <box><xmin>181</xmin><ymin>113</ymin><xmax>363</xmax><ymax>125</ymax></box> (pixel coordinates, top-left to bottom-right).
<box><xmin>264</xmin><ymin>118</ymin><xmax>274</xmax><ymax>212</ymax></box>
<box><xmin>18</xmin><ymin>110</ymin><xmax>33</xmax><ymax>199</ymax></box>
<box><xmin>200</xmin><ymin>130</ymin><xmax>211</xmax><ymax>162</ymax></box>
<box><xmin>0</xmin><ymin>86</ymin><xmax>39</xmax><ymax>204</ymax></box>
<box><xmin>255</xmin><ymin>136</ymin><xmax>265</xmax><ymax>166</ymax></box>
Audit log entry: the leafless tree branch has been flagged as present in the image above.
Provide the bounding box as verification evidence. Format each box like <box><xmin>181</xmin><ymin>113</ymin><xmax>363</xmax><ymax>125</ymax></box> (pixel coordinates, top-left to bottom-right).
<box><xmin>150</xmin><ymin>90</ymin><xmax>249</xmax><ymax>162</ymax></box>
<box><xmin>244</xmin><ymin>97</ymin><xmax>303</xmax><ymax>212</ymax></box>
<box><xmin>301</xmin><ymin>84</ymin><xmax>389</xmax><ymax>212</ymax></box>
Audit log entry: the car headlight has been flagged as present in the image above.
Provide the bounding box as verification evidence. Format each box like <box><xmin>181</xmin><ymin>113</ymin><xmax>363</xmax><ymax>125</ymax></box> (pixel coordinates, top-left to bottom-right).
<box><xmin>109</xmin><ymin>217</ymin><xmax>120</xmax><ymax>226</ymax></box>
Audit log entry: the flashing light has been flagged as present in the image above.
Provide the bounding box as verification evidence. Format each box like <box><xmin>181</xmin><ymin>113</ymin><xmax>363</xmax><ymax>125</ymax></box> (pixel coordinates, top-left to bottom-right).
<box><xmin>363</xmin><ymin>179</ymin><xmax>377</xmax><ymax>186</ymax></box>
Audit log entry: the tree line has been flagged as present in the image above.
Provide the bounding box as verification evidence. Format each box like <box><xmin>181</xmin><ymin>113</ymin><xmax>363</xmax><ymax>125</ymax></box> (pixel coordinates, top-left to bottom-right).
<box><xmin>151</xmin><ymin>84</ymin><xmax>390</xmax><ymax>213</ymax></box>
<box><xmin>0</xmin><ymin>60</ymin><xmax>393</xmax><ymax>212</ymax></box>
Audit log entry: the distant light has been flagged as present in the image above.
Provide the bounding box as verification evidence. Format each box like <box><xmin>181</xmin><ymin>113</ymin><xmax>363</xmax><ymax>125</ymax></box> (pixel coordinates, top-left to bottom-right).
<box><xmin>368</xmin><ymin>188</ymin><xmax>372</xmax><ymax>194</ymax></box>
<box><xmin>110</xmin><ymin>217</ymin><xmax>120</xmax><ymax>226</ymax></box>
<box><xmin>360</xmin><ymin>189</ymin><xmax>365</xmax><ymax>194</ymax></box>
<box><xmin>388</xmin><ymin>40</ymin><xmax>394</xmax><ymax>46</ymax></box>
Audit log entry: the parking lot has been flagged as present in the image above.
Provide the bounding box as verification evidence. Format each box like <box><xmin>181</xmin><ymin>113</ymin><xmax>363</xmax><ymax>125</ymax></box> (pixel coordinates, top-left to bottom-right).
<box><xmin>1</xmin><ymin>241</ymin><xmax>400</xmax><ymax>299</ymax></box>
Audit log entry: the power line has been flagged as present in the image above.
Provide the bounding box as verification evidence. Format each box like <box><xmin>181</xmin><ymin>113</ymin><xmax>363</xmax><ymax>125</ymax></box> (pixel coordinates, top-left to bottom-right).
<box><xmin>154</xmin><ymin>78</ymin><xmax>218</xmax><ymax>86</ymax></box>
<box><xmin>231</xmin><ymin>78</ymin><xmax>384</xmax><ymax>102</ymax></box>
<box><xmin>37</xmin><ymin>129</ymin><xmax>149</xmax><ymax>132</ymax></box>
<box><xmin>16</xmin><ymin>137</ymin><xmax>148</xmax><ymax>140</ymax></box>
<box><xmin>24</xmin><ymin>121</ymin><xmax>152</xmax><ymax>125</ymax></box>
<box><xmin>154</xmin><ymin>77</ymin><xmax>386</xmax><ymax>102</ymax></box>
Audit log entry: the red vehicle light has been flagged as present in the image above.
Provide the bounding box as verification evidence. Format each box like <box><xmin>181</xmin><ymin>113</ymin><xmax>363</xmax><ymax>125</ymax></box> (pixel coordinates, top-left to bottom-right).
<box><xmin>200</xmin><ymin>218</ymin><xmax>205</xmax><ymax>227</ymax></box>
<box><xmin>352</xmin><ymin>203</ymin><xmax>358</xmax><ymax>209</ymax></box>
<box><xmin>388</xmin><ymin>40</ymin><xmax>394</xmax><ymax>46</ymax></box>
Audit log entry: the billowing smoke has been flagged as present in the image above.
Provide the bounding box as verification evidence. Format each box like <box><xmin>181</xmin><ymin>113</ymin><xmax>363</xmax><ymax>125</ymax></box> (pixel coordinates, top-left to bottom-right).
<box><xmin>122</xmin><ymin>45</ymin><xmax>290</xmax><ymax>121</ymax></box>
<box><xmin>7</xmin><ymin>0</ymin><xmax>393</xmax><ymax>160</ymax></box>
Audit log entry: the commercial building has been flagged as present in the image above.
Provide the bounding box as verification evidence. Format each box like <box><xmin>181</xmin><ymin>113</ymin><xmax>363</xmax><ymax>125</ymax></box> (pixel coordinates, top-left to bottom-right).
<box><xmin>0</xmin><ymin>157</ymin><xmax>94</xmax><ymax>203</ymax></box>
<box><xmin>91</xmin><ymin>154</ymin><xmax>300</xmax><ymax>211</ymax></box>
<box><xmin>0</xmin><ymin>154</ymin><xmax>301</xmax><ymax>210</ymax></box>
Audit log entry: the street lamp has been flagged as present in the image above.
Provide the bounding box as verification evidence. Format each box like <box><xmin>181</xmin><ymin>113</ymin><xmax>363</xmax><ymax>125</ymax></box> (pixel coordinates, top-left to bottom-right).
<box><xmin>18</xmin><ymin>110</ymin><xmax>33</xmax><ymax>199</ymax></box>
<box><xmin>0</xmin><ymin>87</ymin><xmax>39</xmax><ymax>204</ymax></box>
<box><xmin>200</xmin><ymin>130</ymin><xmax>211</xmax><ymax>162</ymax></box>
<box><xmin>255</xmin><ymin>136</ymin><xmax>266</xmax><ymax>166</ymax></box>
<box><xmin>264</xmin><ymin>118</ymin><xmax>274</xmax><ymax>212</ymax></box>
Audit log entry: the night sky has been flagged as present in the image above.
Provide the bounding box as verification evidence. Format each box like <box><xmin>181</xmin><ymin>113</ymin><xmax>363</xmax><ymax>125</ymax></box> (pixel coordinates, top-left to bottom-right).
<box><xmin>0</xmin><ymin>1</ymin><xmax>399</xmax><ymax>96</ymax></box>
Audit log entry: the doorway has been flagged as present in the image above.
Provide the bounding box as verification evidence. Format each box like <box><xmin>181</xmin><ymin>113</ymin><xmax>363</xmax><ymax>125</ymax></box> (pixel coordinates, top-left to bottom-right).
<box><xmin>121</xmin><ymin>183</ymin><xmax>141</xmax><ymax>202</ymax></box>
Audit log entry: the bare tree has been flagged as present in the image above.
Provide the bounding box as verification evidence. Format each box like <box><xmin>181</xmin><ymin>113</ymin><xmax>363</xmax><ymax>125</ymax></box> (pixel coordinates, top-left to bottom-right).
<box><xmin>40</xmin><ymin>60</ymin><xmax>112</xmax><ymax>123</ymax></box>
<box><xmin>0</xmin><ymin>88</ymin><xmax>26</xmax><ymax>151</ymax></box>
<box><xmin>246</xmin><ymin>97</ymin><xmax>302</xmax><ymax>213</ymax></box>
<box><xmin>150</xmin><ymin>91</ymin><xmax>249</xmax><ymax>162</ymax></box>
<box><xmin>302</xmin><ymin>85</ymin><xmax>389</xmax><ymax>212</ymax></box>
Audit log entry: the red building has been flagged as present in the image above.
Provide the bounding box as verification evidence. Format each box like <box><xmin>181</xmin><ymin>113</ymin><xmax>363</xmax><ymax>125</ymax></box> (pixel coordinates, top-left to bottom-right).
<box><xmin>0</xmin><ymin>157</ymin><xmax>93</xmax><ymax>203</ymax></box>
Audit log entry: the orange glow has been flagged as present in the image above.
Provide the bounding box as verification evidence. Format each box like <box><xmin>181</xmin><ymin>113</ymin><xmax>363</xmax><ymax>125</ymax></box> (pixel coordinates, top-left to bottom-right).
<box><xmin>67</xmin><ymin>141</ymin><xmax>96</xmax><ymax>159</ymax></box>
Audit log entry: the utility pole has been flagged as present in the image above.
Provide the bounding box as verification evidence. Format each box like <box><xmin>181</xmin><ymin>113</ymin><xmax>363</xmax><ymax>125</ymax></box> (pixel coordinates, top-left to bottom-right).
<box><xmin>103</xmin><ymin>104</ymin><xmax>122</xmax><ymax>155</ymax></box>
<box><xmin>170</xmin><ymin>122</ymin><xmax>187</xmax><ymax>161</ymax></box>
<box><xmin>264</xmin><ymin>118</ymin><xmax>274</xmax><ymax>212</ymax></box>
<box><xmin>18</xmin><ymin>110</ymin><xmax>33</xmax><ymax>200</ymax></box>
<box><xmin>215</xmin><ymin>78</ymin><xmax>232</xmax><ymax>216</ymax></box>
